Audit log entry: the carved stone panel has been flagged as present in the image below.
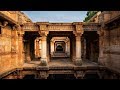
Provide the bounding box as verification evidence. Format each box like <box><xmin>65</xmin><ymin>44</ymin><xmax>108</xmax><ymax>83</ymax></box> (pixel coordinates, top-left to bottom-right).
<box><xmin>48</xmin><ymin>25</ymin><xmax>74</xmax><ymax>31</ymax></box>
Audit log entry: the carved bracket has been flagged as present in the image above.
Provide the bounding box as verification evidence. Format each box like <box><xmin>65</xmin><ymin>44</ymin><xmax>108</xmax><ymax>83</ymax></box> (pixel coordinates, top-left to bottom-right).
<box><xmin>74</xmin><ymin>71</ymin><xmax>85</xmax><ymax>79</ymax></box>
<box><xmin>39</xmin><ymin>71</ymin><xmax>48</xmax><ymax>79</ymax></box>
<box><xmin>39</xmin><ymin>24</ymin><xmax>48</xmax><ymax>31</ymax></box>
<box><xmin>0</xmin><ymin>21</ymin><xmax>8</xmax><ymax>28</ymax></box>
<box><xmin>39</xmin><ymin>31</ymin><xmax>49</xmax><ymax>37</ymax></box>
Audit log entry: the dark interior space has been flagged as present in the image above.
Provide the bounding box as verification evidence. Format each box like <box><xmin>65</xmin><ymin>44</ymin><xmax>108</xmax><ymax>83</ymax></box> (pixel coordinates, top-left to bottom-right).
<box><xmin>23</xmin><ymin>74</ymin><xmax>35</xmax><ymax>79</ymax></box>
<box><xmin>23</xmin><ymin>31</ymin><xmax>40</xmax><ymax>61</ymax></box>
<box><xmin>56</xmin><ymin>45</ymin><xmax>63</xmax><ymax>52</ymax></box>
<box><xmin>47</xmin><ymin>74</ymin><xmax>76</xmax><ymax>79</ymax></box>
<box><xmin>83</xmin><ymin>31</ymin><xmax>99</xmax><ymax>62</ymax></box>
<box><xmin>83</xmin><ymin>73</ymin><xmax>100</xmax><ymax>79</ymax></box>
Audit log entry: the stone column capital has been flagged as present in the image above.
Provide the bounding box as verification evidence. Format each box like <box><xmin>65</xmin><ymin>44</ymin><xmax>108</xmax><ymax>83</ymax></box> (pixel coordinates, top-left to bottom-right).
<box><xmin>13</xmin><ymin>24</ymin><xmax>20</xmax><ymax>30</ymax></box>
<box><xmin>73</xmin><ymin>30</ymin><xmax>84</xmax><ymax>37</ymax></box>
<box><xmin>39</xmin><ymin>31</ymin><xmax>49</xmax><ymax>37</ymax></box>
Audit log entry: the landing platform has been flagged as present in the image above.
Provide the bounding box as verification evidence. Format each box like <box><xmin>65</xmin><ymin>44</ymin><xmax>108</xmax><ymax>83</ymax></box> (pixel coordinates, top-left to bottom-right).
<box><xmin>23</xmin><ymin>60</ymin><xmax>104</xmax><ymax>69</ymax></box>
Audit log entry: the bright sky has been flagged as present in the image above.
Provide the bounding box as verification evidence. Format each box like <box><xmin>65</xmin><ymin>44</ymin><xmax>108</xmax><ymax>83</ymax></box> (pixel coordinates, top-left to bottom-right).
<box><xmin>22</xmin><ymin>11</ymin><xmax>87</xmax><ymax>22</ymax></box>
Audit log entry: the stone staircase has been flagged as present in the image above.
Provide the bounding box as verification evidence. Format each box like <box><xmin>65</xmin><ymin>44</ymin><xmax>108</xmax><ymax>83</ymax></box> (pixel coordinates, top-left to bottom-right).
<box><xmin>51</xmin><ymin>52</ymin><xmax>68</xmax><ymax>58</ymax></box>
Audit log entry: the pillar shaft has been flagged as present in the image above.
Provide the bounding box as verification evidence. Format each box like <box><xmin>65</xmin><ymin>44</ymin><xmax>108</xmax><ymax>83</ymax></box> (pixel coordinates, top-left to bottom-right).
<box><xmin>76</xmin><ymin>36</ymin><xmax>81</xmax><ymax>58</ymax></box>
<box><xmin>97</xmin><ymin>30</ymin><xmax>104</xmax><ymax>64</ymax></box>
<box><xmin>18</xmin><ymin>34</ymin><xmax>24</xmax><ymax>66</ymax></box>
<box><xmin>40</xmin><ymin>36</ymin><xmax>48</xmax><ymax>66</ymax></box>
<box><xmin>35</xmin><ymin>39</ymin><xmax>40</xmax><ymax>57</ymax></box>
<box><xmin>75</xmin><ymin>35</ymin><xmax>82</xmax><ymax>66</ymax></box>
<box><xmin>51</xmin><ymin>41</ymin><xmax>54</xmax><ymax>55</ymax></box>
<box><xmin>26</xmin><ymin>41</ymin><xmax>31</xmax><ymax>62</ymax></box>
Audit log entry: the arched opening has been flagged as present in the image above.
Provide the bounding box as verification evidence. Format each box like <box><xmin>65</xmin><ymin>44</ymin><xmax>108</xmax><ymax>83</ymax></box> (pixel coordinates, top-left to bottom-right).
<box><xmin>56</xmin><ymin>45</ymin><xmax>63</xmax><ymax>52</ymax></box>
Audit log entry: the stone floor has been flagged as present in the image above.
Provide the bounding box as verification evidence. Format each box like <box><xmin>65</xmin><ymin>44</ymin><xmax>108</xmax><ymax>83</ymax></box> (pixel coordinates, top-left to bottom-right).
<box><xmin>23</xmin><ymin>59</ymin><xmax>100</xmax><ymax>68</ymax></box>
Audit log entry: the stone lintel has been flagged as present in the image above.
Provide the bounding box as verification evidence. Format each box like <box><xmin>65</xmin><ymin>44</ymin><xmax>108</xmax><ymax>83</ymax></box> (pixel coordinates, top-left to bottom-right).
<box><xmin>36</xmin><ymin>22</ymin><xmax>49</xmax><ymax>25</ymax></box>
<box><xmin>72</xmin><ymin>22</ymin><xmax>83</xmax><ymax>25</ymax></box>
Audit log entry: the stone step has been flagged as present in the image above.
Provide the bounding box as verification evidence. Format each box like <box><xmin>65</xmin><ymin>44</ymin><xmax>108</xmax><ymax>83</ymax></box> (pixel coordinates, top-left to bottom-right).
<box><xmin>52</xmin><ymin>52</ymin><xmax>68</xmax><ymax>57</ymax></box>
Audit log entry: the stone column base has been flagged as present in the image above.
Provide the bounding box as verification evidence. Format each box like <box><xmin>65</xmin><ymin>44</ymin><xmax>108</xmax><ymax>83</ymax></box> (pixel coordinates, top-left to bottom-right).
<box><xmin>26</xmin><ymin>56</ymin><xmax>31</xmax><ymax>63</ymax></box>
<box><xmin>40</xmin><ymin>58</ymin><xmax>48</xmax><ymax>66</ymax></box>
<box><xmin>98</xmin><ymin>57</ymin><xmax>105</xmax><ymax>65</ymax></box>
<box><xmin>74</xmin><ymin>58</ymin><xmax>82</xmax><ymax>66</ymax></box>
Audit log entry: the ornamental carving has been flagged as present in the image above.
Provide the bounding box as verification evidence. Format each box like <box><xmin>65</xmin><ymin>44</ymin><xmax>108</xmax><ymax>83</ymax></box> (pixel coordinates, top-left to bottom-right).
<box><xmin>39</xmin><ymin>71</ymin><xmax>48</xmax><ymax>79</ymax></box>
<box><xmin>23</xmin><ymin>24</ymin><xmax>39</xmax><ymax>31</ymax></box>
<box><xmin>39</xmin><ymin>25</ymin><xmax>47</xmax><ymax>30</ymax></box>
<box><xmin>76</xmin><ymin>25</ymin><xmax>82</xmax><ymax>31</ymax></box>
<box><xmin>48</xmin><ymin>25</ymin><xmax>74</xmax><ymax>30</ymax></box>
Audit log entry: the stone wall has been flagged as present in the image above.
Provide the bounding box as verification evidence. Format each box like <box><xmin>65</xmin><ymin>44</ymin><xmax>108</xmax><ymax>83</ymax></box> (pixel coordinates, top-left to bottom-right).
<box><xmin>108</xmin><ymin>27</ymin><xmax>120</xmax><ymax>72</ymax></box>
<box><xmin>0</xmin><ymin>24</ymin><xmax>20</xmax><ymax>74</ymax></box>
<box><xmin>100</xmin><ymin>25</ymin><xmax>120</xmax><ymax>73</ymax></box>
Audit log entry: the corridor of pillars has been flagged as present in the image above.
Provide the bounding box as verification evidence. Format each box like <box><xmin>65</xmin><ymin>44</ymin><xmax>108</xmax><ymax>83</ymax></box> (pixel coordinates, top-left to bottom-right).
<box><xmin>48</xmin><ymin>31</ymin><xmax>78</xmax><ymax>63</ymax></box>
<box><xmin>23</xmin><ymin>31</ymin><xmax>84</xmax><ymax>65</ymax></box>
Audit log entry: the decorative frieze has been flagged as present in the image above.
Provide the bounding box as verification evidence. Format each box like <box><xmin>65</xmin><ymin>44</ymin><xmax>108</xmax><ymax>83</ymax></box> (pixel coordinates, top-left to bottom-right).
<box><xmin>83</xmin><ymin>25</ymin><xmax>99</xmax><ymax>31</ymax></box>
<box><xmin>48</xmin><ymin>25</ymin><xmax>74</xmax><ymax>31</ymax></box>
<box><xmin>23</xmin><ymin>24</ymin><xmax>39</xmax><ymax>31</ymax></box>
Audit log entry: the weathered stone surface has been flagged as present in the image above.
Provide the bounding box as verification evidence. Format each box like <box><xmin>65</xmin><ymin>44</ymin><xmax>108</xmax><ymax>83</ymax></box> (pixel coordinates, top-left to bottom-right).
<box><xmin>0</xmin><ymin>11</ymin><xmax>120</xmax><ymax>79</ymax></box>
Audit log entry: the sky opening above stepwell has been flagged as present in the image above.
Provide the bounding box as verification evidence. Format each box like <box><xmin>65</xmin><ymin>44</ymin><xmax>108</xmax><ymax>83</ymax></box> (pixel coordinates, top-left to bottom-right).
<box><xmin>22</xmin><ymin>11</ymin><xmax>87</xmax><ymax>22</ymax></box>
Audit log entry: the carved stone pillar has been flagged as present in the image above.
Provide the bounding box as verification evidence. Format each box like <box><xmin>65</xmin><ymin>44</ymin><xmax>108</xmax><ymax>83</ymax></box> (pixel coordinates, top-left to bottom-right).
<box><xmin>83</xmin><ymin>38</ymin><xmax>86</xmax><ymax>59</ymax></box>
<box><xmin>73</xmin><ymin>22</ymin><xmax>83</xmax><ymax>66</ymax></box>
<box><xmin>75</xmin><ymin>35</ymin><xmax>82</xmax><ymax>65</ymax></box>
<box><xmin>65</xmin><ymin>41</ymin><xmax>68</xmax><ymax>53</ymax></box>
<box><xmin>17</xmin><ymin>25</ymin><xmax>24</xmax><ymax>67</ymax></box>
<box><xmin>18</xmin><ymin>34</ymin><xmax>24</xmax><ymax>66</ymax></box>
<box><xmin>40</xmin><ymin>35</ymin><xmax>48</xmax><ymax>66</ymax></box>
<box><xmin>97</xmin><ymin>29</ymin><xmax>104</xmax><ymax>65</ymax></box>
<box><xmin>37</xmin><ymin>23</ymin><xmax>49</xmax><ymax>66</ymax></box>
<box><xmin>26</xmin><ymin>41</ymin><xmax>31</xmax><ymax>63</ymax></box>
<box><xmin>50</xmin><ymin>40</ymin><xmax>54</xmax><ymax>56</ymax></box>
<box><xmin>67</xmin><ymin>40</ymin><xmax>70</xmax><ymax>56</ymax></box>
<box><xmin>35</xmin><ymin>38</ymin><xmax>40</xmax><ymax>58</ymax></box>
<box><xmin>65</xmin><ymin>38</ymin><xmax>70</xmax><ymax>56</ymax></box>
<box><xmin>11</xmin><ymin>25</ymin><xmax>18</xmax><ymax>66</ymax></box>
